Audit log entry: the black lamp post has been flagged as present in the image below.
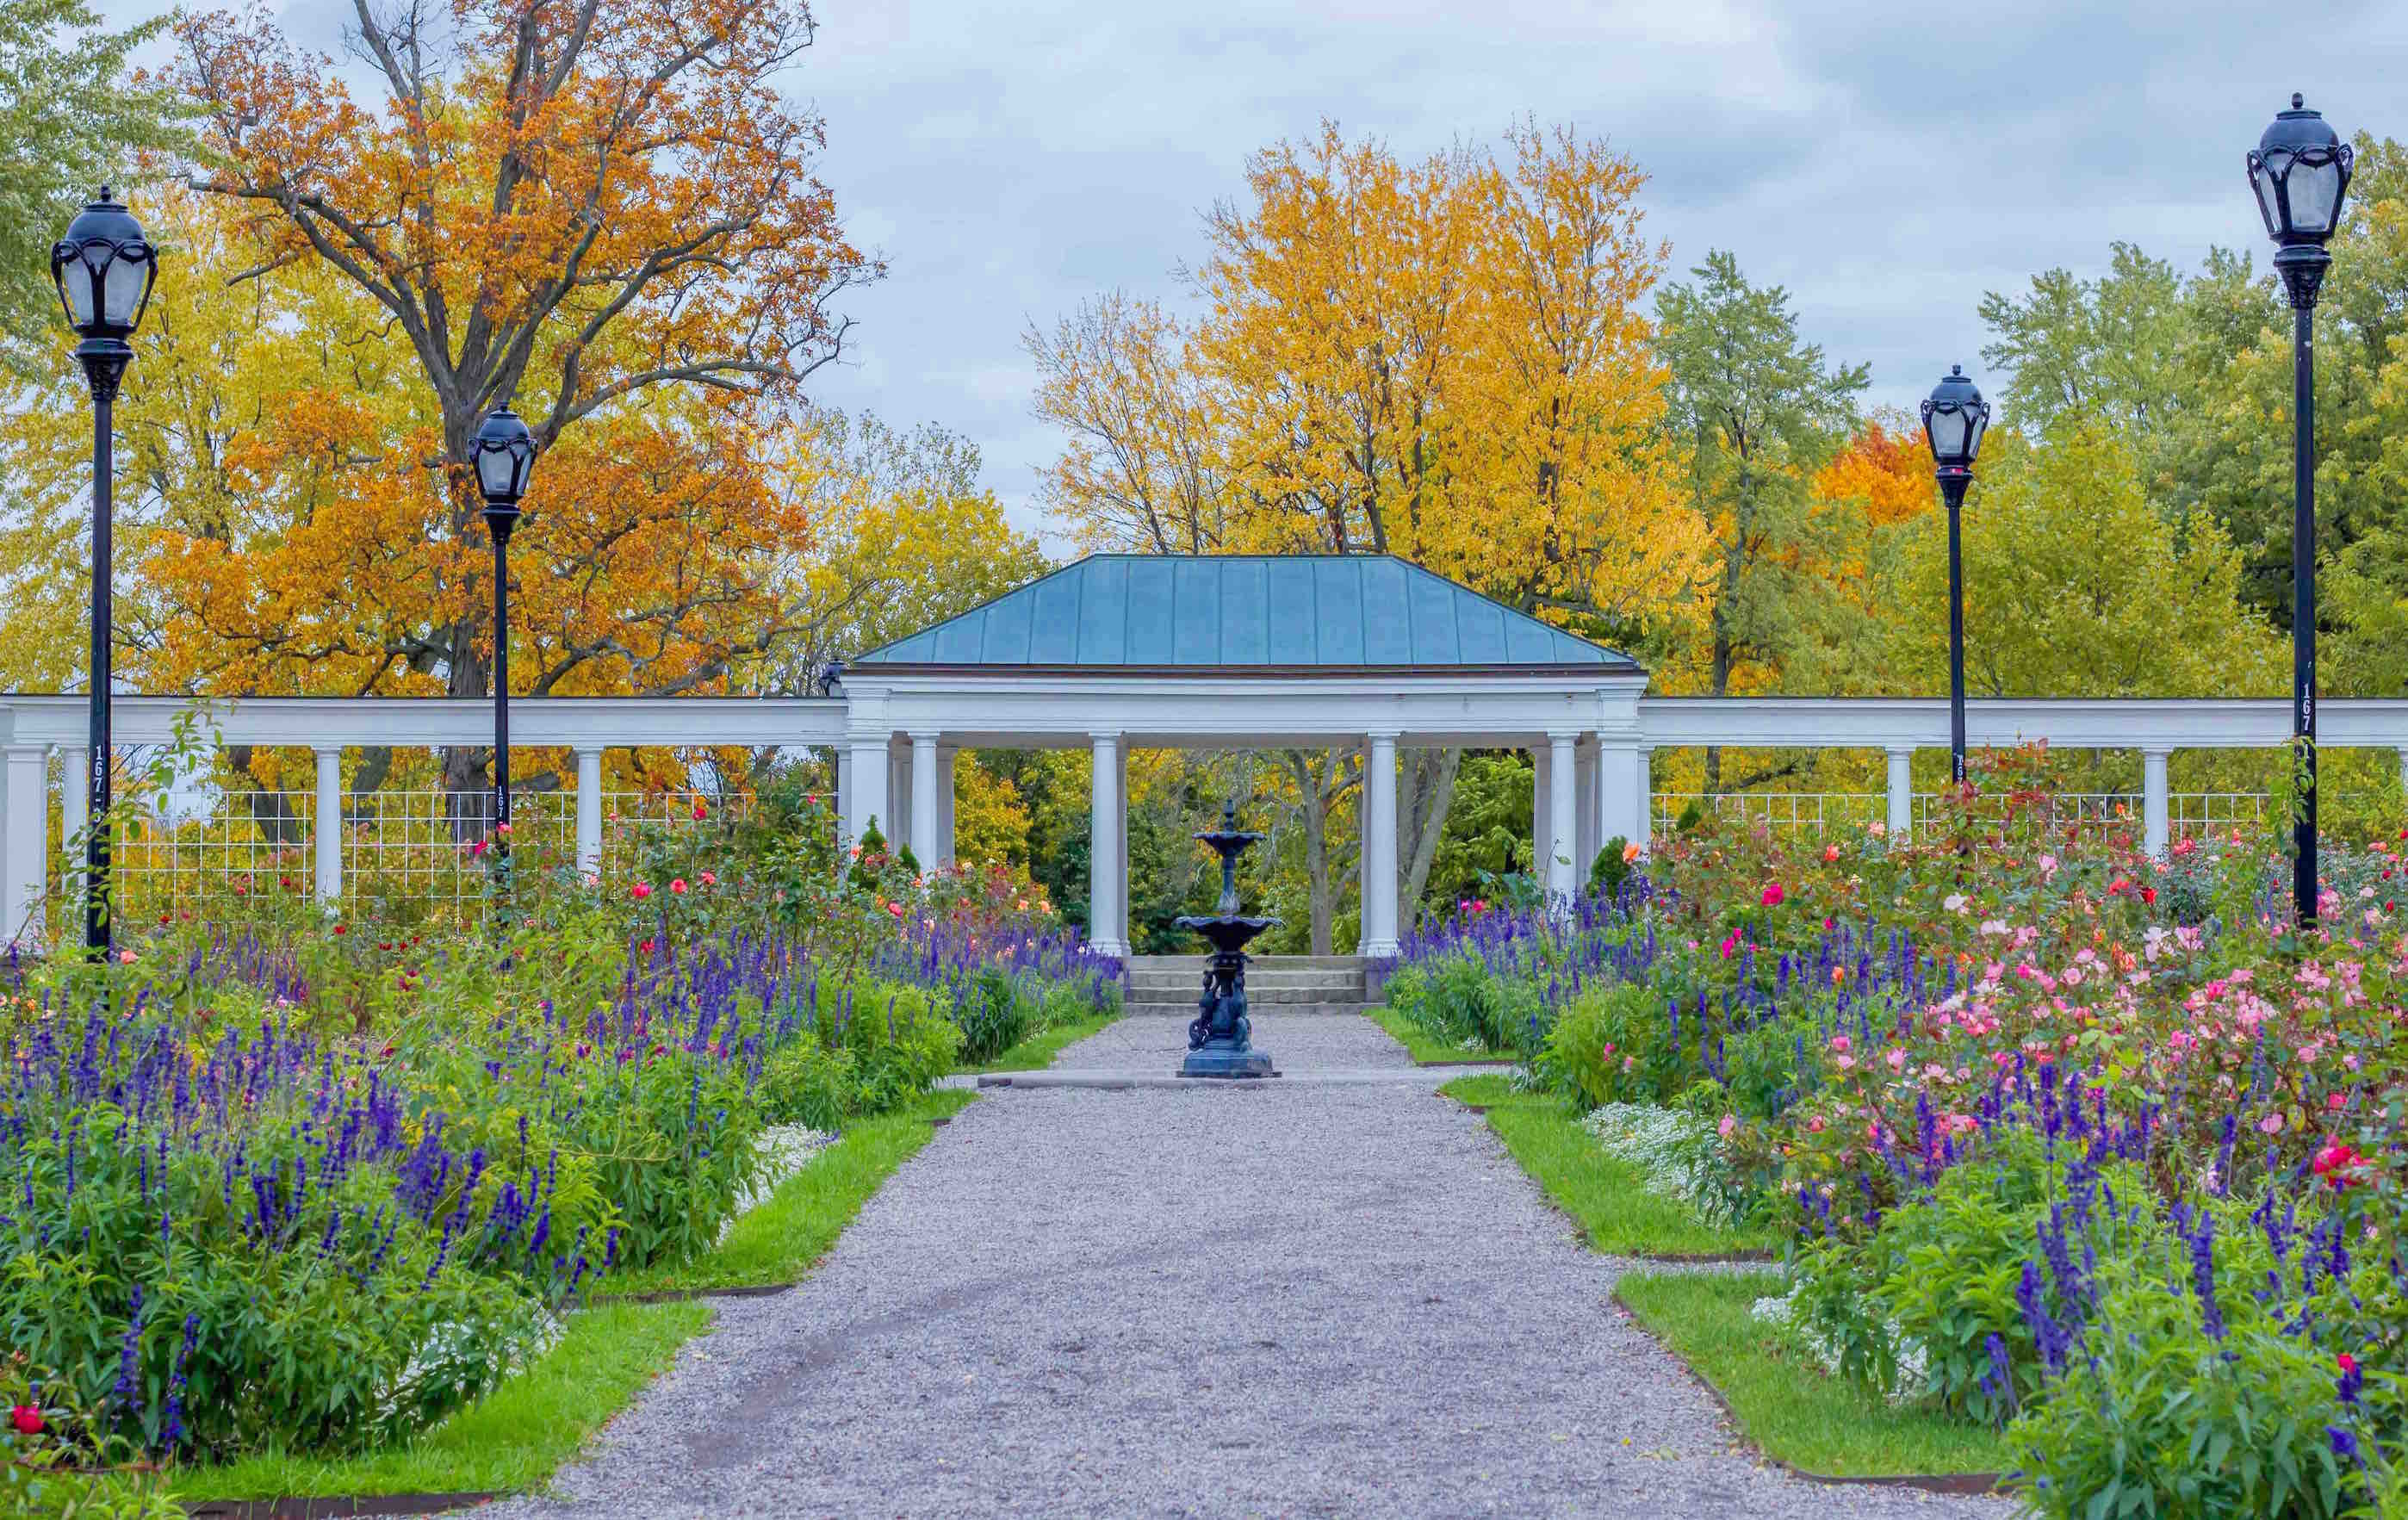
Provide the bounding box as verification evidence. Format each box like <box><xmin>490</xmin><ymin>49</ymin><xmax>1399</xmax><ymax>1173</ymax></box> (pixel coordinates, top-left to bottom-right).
<box><xmin>2248</xmin><ymin>93</ymin><xmax>2352</xmax><ymax>929</ymax></box>
<box><xmin>50</xmin><ymin>188</ymin><xmax>158</xmax><ymax>958</ymax></box>
<box><xmin>1921</xmin><ymin>363</ymin><xmax>1990</xmax><ymax>787</ymax></box>
<box><xmin>469</xmin><ymin>407</ymin><xmax>536</xmax><ymax>862</ymax></box>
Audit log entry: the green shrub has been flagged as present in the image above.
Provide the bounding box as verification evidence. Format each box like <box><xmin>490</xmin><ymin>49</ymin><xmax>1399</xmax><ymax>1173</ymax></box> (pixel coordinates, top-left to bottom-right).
<box><xmin>950</xmin><ymin>966</ymin><xmax>1032</xmax><ymax>1064</ymax></box>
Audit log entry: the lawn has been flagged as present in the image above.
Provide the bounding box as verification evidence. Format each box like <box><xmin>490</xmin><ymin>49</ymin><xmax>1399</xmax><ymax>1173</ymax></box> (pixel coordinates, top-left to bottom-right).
<box><xmin>167</xmin><ymin>1089</ymin><xmax>974</xmax><ymax>1506</ymax></box>
<box><xmin>958</xmin><ymin>1010</ymin><xmax>1118</xmax><ymax>1072</ymax></box>
<box><xmin>1615</xmin><ymin>1269</ymin><xmax>2014</xmax><ymax>1482</ymax></box>
<box><xmin>1370</xmin><ymin>1005</ymin><xmax>1518</xmax><ymax>1065</ymax></box>
<box><xmin>1443</xmin><ymin>1076</ymin><xmax>1778</xmax><ymax>1258</ymax></box>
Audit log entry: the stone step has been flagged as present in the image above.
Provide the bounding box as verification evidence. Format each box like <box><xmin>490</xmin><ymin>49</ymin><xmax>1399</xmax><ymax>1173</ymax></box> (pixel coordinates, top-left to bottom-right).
<box><xmin>1127</xmin><ymin>971</ymin><xmax>1363</xmax><ymax>991</ymax></box>
<box><xmin>1126</xmin><ymin>1001</ymin><xmax>1377</xmax><ymax>1019</ymax></box>
<box><xmin>1126</xmin><ymin>954</ymin><xmax>1366</xmax><ymax>971</ymax></box>
<box><xmin>1128</xmin><ymin>979</ymin><xmax>1362</xmax><ymax>1002</ymax></box>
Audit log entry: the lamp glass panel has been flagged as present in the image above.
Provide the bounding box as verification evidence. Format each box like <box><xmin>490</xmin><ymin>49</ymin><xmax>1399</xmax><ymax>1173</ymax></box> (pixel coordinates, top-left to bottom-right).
<box><xmin>1928</xmin><ymin>406</ymin><xmax>1968</xmax><ymax>461</ymax></box>
<box><xmin>2251</xmin><ymin>164</ymin><xmax>2282</xmax><ymax>234</ymax></box>
<box><xmin>59</xmin><ymin>261</ymin><xmax>96</xmax><ymax>327</ymax></box>
<box><xmin>1965</xmin><ymin>408</ymin><xmax>1989</xmax><ymax>462</ymax></box>
<box><xmin>2287</xmin><ymin>159</ymin><xmax>2343</xmax><ymax>234</ymax></box>
<box><xmin>477</xmin><ymin>446</ymin><xmax>518</xmax><ymax>498</ymax></box>
<box><xmin>102</xmin><ymin>253</ymin><xmax>148</xmax><ymax>326</ymax></box>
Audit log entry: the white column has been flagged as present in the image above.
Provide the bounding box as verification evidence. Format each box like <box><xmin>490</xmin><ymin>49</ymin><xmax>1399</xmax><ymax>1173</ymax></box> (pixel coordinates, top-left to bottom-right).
<box><xmin>909</xmin><ymin>733</ymin><xmax>941</xmax><ymax>873</ymax></box>
<box><xmin>3</xmin><ymin>742</ymin><xmax>46</xmax><ymax>949</ymax></box>
<box><xmin>1598</xmin><ymin>741</ymin><xmax>1644</xmax><ymax>857</ymax></box>
<box><xmin>1115</xmin><ymin>737</ymin><xmax>1132</xmax><ymax>950</ymax></box>
<box><xmin>1573</xmin><ymin>737</ymin><xmax>1600</xmax><ymax>878</ymax></box>
<box><xmin>58</xmin><ymin>748</ymin><xmax>89</xmax><ymax>930</ymax></box>
<box><xmin>1635</xmin><ymin>744</ymin><xmax>1654</xmax><ymax>847</ymax></box>
<box><xmin>575</xmin><ymin>748</ymin><xmax>604</xmax><ymax>876</ymax></box>
<box><xmin>1546</xmin><ymin>732</ymin><xmax>1578</xmax><ymax>909</ymax></box>
<box><xmin>1089</xmin><ymin>734</ymin><xmax>1128</xmax><ymax>958</ymax></box>
<box><xmin>843</xmin><ymin>737</ymin><xmax>890</xmax><ymax>851</ymax></box>
<box><xmin>2142</xmin><ymin>748</ymin><xmax>2171</xmax><ymax>860</ymax></box>
<box><xmin>886</xmin><ymin>740</ymin><xmax>912</xmax><ymax>859</ymax></box>
<box><xmin>835</xmin><ymin>747</ymin><xmax>854</xmax><ymax>834</ymax></box>
<box><xmin>313</xmin><ymin>748</ymin><xmax>343</xmax><ymax>904</ymax></box>
<box><xmin>1530</xmin><ymin>743</ymin><xmax>1552</xmax><ymax>881</ymax></box>
<box><xmin>1885</xmin><ymin>748</ymin><xmax>1915</xmax><ymax>839</ymax></box>
<box><xmin>935</xmin><ymin>745</ymin><xmax>958</xmax><ymax>866</ymax></box>
<box><xmin>59</xmin><ymin>748</ymin><xmax>89</xmax><ymax>858</ymax></box>
<box><xmin>1360</xmin><ymin>731</ymin><xmax>1399</xmax><ymax>957</ymax></box>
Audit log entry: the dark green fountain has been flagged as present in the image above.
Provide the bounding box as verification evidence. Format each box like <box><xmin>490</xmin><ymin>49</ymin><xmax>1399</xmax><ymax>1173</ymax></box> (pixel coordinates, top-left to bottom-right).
<box><xmin>1174</xmin><ymin>801</ymin><xmax>1278</xmax><ymax>1078</ymax></box>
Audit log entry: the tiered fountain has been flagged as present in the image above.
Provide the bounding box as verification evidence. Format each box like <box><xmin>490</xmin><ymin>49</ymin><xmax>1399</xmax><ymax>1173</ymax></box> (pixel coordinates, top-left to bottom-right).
<box><xmin>1173</xmin><ymin>801</ymin><xmax>1278</xmax><ymax>1078</ymax></box>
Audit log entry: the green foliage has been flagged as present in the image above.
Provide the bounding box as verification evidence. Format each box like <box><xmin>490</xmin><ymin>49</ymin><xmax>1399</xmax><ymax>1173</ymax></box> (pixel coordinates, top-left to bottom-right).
<box><xmin>0</xmin><ymin>0</ymin><xmax>191</xmax><ymax>367</ymax></box>
<box><xmin>1586</xmin><ymin>836</ymin><xmax>1633</xmax><ymax>900</ymax></box>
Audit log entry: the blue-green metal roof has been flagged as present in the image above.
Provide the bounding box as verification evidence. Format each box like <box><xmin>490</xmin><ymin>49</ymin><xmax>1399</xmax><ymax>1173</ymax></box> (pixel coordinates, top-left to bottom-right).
<box><xmin>852</xmin><ymin>555</ymin><xmax>1635</xmax><ymax>670</ymax></box>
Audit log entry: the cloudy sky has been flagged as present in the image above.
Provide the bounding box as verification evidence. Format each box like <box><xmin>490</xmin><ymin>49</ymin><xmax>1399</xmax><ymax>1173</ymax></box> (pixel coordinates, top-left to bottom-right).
<box><xmin>776</xmin><ymin>0</ymin><xmax>2407</xmax><ymax>542</ymax></box>
<box><xmin>141</xmin><ymin>0</ymin><xmax>2408</xmax><ymax>543</ymax></box>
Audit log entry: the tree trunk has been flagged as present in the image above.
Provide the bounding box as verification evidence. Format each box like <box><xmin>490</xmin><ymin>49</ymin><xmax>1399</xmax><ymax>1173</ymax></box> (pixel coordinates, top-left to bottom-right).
<box><xmin>1399</xmin><ymin>747</ymin><xmax>1462</xmax><ymax>929</ymax></box>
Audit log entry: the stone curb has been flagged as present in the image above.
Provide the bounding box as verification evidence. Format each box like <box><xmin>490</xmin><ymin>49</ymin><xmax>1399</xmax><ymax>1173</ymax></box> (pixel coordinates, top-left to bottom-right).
<box><xmin>185</xmin><ymin>1492</ymin><xmax>498</xmax><ymax>1519</ymax></box>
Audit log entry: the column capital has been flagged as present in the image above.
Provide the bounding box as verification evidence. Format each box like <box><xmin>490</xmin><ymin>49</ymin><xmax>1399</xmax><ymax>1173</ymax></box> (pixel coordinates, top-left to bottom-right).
<box><xmin>2138</xmin><ymin>744</ymin><xmax>2174</xmax><ymax>759</ymax></box>
<box><xmin>907</xmin><ymin>729</ymin><xmax>944</xmax><ymax>744</ymax></box>
<box><xmin>1089</xmin><ymin>729</ymin><xmax>1124</xmax><ymax>744</ymax></box>
<box><xmin>1363</xmin><ymin>727</ymin><xmax>1402</xmax><ymax>742</ymax></box>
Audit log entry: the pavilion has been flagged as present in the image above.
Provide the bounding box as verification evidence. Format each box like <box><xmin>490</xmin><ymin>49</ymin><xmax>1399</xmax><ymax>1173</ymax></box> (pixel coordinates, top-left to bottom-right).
<box><xmin>837</xmin><ymin>553</ymin><xmax>1650</xmax><ymax>957</ymax></box>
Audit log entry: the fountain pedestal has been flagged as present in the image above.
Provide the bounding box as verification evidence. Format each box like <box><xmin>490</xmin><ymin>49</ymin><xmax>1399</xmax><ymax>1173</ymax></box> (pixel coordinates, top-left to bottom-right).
<box><xmin>1173</xmin><ymin>803</ymin><xmax>1278</xmax><ymax>1079</ymax></box>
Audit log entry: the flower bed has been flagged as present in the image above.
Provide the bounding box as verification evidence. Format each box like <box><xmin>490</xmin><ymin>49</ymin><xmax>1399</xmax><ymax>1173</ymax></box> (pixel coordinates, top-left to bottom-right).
<box><xmin>1399</xmin><ymin>746</ymin><xmax>2407</xmax><ymax>1513</ymax></box>
<box><xmin>0</xmin><ymin>792</ymin><xmax>1117</xmax><ymax>1494</ymax></box>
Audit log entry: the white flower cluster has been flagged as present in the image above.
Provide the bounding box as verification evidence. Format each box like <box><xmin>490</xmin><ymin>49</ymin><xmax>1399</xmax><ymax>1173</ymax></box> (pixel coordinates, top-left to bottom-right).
<box><xmin>1579</xmin><ymin>1102</ymin><xmax>1737</xmax><ymax>1228</ymax></box>
<box><xmin>717</xmin><ymin>1122</ymin><xmax>838</xmax><ymax>1245</ymax></box>
<box><xmin>1748</xmin><ymin>1281</ymin><xmax>1931</xmax><ymax>1404</ymax></box>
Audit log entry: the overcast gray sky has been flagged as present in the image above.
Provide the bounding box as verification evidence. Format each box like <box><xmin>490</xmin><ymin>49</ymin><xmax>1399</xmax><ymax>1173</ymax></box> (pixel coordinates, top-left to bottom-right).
<box><xmin>778</xmin><ymin>0</ymin><xmax>2407</xmax><ymax>542</ymax></box>
<box><xmin>144</xmin><ymin>0</ymin><xmax>2408</xmax><ymax>542</ymax></box>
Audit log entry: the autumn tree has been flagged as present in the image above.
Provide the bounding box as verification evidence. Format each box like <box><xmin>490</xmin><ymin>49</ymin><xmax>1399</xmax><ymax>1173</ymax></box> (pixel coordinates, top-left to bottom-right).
<box><xmin>171</xmin><ymin>0</ymin><xmax>875</xmax><ymax>810</ymax></box>
<box><xmin>1655</xmin><ymin>250</ymin><xmax>1866</xmax><ymax>789</ymax></box>
<box><xmin>1027</xmin><ymin>118</ymin><xmax>1699</xmax><ymax>934</ymax></box>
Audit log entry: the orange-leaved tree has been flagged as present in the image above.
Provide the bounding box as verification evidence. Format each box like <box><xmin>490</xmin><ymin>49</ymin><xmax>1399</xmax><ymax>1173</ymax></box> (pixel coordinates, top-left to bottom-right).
<box><xmin>171</xmin><ymin>0</ymin><xmax>876</xmax><ymax>810</ymax></box>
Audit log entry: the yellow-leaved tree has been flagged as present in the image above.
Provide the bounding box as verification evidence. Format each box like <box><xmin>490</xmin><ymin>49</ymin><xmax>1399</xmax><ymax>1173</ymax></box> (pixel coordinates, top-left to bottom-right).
<box><xmin>1027</xmin><ymin>117</ymin><xmax>1703</xmax><ymax>941</ymax></box>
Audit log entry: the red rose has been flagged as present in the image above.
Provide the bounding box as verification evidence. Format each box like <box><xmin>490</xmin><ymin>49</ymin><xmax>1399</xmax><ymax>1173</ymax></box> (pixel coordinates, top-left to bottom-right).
<box><xmin>2140</xmin><ymin>886</ymin><xmax>2157</xmax><ymax>905</ymax></box>
<box><xmin>693</xmin><ymin>801</ymin><xmax>708</xmax><ymax>820</ymax></box>
<box><xmin>10</xmin><ymin>1405</ymin><xmax>41</xmax><ymax>1436</ymax></box>
<box><xmin>1761</xmin><ymin>883</ymin><xmax>1784</xmax><ymax>907</ymax></box>
<box><xmin>670</xmin><ymin>878</ymin><xmax>688</xmax><ymax>895</ymax></box>
<box><xmin>333</xmin><ymin>923</ymin><xmax>348</xmax><ymax>935</ymax></box>
<box><xmin>2338</xmin><ymin>1352</ymin><xmax>2358</xmax><ymax>1374</ymax></box>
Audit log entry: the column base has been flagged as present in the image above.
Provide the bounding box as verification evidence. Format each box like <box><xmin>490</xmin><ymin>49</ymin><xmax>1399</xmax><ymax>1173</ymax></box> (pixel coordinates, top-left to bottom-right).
<box><xmin>1089</xmin><ymin>937</ymin><xmax>1131</xmax><ymax>960</ymax></box>
<box><xmin>1356</xmin><ymin>936</ymin><xmax>1399</xmax><ymax>959</ymax></box>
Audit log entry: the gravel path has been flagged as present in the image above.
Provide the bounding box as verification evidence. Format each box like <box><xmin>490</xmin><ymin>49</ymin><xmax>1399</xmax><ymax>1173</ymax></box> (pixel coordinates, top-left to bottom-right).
<box><xmin>476</xmin><ymin>1013</ymin><xmax>2019</xmax><ymax>1519</ymax></box>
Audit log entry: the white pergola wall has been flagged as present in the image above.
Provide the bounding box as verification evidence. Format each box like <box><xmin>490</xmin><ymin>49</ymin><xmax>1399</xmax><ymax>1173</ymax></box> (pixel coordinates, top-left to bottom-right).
<box><xmin>8</xmin><ymin>689</ymin><xmax>2408</xmax><ymax>954</ymax></box>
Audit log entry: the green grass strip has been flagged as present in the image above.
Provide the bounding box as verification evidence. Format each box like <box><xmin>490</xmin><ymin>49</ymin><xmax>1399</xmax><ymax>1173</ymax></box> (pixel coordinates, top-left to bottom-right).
<box><xmin>602</xmin><ymin>1087</ymin><xmax>977</xmax><ymax>1295</ymax></box>
<box><xmin>177</xmin><ymin>1297</ymin><xmax>712</xmax><ymax>1502</ymax></box>
<box><xmin>1441</xmin><ymin>1075</ymin><xmax>1779</xmax><ymax>1258</ymax></box>
<box><xmin>959</xmin><ymin>1011</ymin><xmax>1117</xmax><ymax>1072</ymax></box>
<box><xmin>1616</xmin><ymin>1270</ymin><xmax>2013</xmax><ymax>1480</ymax></box>
<box><xmin>169</xmin><ymin>1088</ymin><xmax>972</xmax><ymax>1505</ymax></box>
<box><xmin>1369</xmin><ymin>1006</ymin><xmax>1515</xmax><ymax>1065</ymax></box>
